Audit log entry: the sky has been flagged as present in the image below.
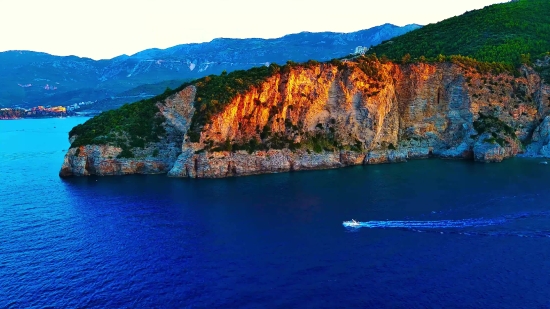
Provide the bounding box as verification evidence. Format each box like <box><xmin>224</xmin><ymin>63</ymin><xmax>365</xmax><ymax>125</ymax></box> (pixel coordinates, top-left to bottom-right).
<box><xmin>0</xmin><ymin>0</ymin><xmax>505</xmax><ymax>60</ymax></box>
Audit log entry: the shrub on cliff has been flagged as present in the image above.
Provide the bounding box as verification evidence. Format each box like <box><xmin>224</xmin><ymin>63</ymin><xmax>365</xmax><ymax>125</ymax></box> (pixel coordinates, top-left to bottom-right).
<box><xmin>473</xmin><ymin>113</ymin><xmax>517</xmax><ymax>139</ymax></box>
<box><xmin>474</xmin><ymin>113</ymin><xmax>518</xmax><ymax>147</ymax></box>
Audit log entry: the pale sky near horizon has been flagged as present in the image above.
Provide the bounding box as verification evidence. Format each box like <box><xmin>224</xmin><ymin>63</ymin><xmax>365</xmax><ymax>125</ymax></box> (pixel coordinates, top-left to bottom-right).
<box><xmin>1</xmin><ymin>0</ymin><xmax>505</xmax><ymax>60</ymax></box>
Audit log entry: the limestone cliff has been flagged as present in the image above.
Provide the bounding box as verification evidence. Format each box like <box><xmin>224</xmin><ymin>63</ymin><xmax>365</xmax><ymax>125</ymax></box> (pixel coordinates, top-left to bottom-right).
<box><xmin>59</xmin><ymin>86</ymin><xmax>195</xmax><ymax>176</ymax></box>
<box><xmin>60</xmin><ymin>60</ymin><xmax>550</xmax><ymax>178</ymax></box>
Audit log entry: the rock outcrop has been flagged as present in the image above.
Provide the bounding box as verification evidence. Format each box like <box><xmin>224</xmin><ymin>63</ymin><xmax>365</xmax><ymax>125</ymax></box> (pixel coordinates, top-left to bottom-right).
<box><xmin>59</xmin><ymin>86</ymin><xmax>195</xmax><ymax>177</ymax></box>
<box><xmin>59</xmin><ymin>145</ymin><xmax>173</xmax><ymax>177</ymax></box>
<box><xmin>523</xmin><ymin>116</ymin><xmax>550</xmax><ymax>157</ymax></box>
<box><xmin>60</xmin><ymin>60</ymin><xmax>550</xmax><ymax>178</ymax></box>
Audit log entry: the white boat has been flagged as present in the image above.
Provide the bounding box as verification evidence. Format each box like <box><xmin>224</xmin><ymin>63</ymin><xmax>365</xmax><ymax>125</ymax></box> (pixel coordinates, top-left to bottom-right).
<box><xmin>343</xmin><ymin>219</ymin><xmax>361</xmax><ymax>228</ymax></box>
<box><xmin>540</xmin><ymin>161</ymin><xmax>548</xmax><ymax>165</ymax></box>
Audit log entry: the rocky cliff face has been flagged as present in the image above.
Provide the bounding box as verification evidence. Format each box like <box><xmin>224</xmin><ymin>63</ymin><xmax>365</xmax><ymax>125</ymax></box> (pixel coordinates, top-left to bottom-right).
<box><xmin>523</xmin><ymin>116</ymin><xmax>550</xmax><ymax>157</ymax></box>
<box><xmin>59</xmin><ymin>86</ymin><xmax>195</xmax><ymax>177</ymax></box>
<box><xmin>60</xmin><ymin>60</ymin><xmax>550</xmax><ymax>178</ymax></box>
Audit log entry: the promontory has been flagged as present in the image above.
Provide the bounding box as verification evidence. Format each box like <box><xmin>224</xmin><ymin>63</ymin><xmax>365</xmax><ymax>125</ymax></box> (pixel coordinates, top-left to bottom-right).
<box><xmin>59</xmin><ymin>0</ymin><xmax>550</xmax><ymax>178</ymax></box>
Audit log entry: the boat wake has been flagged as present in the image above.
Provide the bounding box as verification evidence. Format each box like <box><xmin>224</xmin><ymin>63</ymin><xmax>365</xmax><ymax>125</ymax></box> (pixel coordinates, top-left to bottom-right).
<box><xmin>343</xmin><ymin>212</ymin><xmax>550</xmax><ymax>238</ymax></box>
<box><xmin>344</xmin><ymin>218</ymin><xmax>505</xmax><ymax>229</ymax></box>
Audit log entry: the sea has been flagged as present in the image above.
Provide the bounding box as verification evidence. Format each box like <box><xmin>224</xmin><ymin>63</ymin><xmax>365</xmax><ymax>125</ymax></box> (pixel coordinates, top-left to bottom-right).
<box><xmin>1</xmin><ymin>118</ymin><xmax>550</xmax><ymax>308</ymax></box>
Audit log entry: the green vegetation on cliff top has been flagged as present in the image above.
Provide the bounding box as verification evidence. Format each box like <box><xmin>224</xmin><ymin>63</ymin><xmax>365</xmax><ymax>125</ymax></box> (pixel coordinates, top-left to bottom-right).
<box><xmin>368</xmin><ymin>0</ymin><xmax>550</xmax><ymax>66</ymax></box>
<box><xmin>69</xmin><ymin>92</ymin><xmax>170</xmax><ymax>157</ymax></box>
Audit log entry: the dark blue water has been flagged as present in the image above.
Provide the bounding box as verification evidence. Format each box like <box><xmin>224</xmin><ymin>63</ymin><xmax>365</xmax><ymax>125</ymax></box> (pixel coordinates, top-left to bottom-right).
<box><xmin>2</xmin><ymin>118</ymin><xmax>550</xmax><ymax>308</ymax></box>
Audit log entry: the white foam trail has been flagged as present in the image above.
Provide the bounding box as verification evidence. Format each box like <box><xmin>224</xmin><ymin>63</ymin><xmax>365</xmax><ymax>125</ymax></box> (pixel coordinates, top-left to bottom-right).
<box><xmin>344</xmin><ymin>218</ymin><xmax>506</xmax><ymax>229</ymax></box>
<box><xmin>344</xmin><ymin>212</ymin><xmax>550</xmax><ymax>238</ymax></box>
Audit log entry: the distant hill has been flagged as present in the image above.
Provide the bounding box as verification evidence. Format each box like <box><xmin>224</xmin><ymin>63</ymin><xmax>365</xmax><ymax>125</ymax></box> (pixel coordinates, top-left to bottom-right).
<box><xmin>0</xmin><ymin>23</ymin><xmax>420</xmax><ymax>110</ymax></box>
<box><xmin>368</xmin><ymin>0</ymin><xmax>550</xmax><ymax>66</ymax></box>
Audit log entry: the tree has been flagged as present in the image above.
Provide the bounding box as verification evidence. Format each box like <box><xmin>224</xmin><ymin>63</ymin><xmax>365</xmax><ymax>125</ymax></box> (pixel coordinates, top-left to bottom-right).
<box><xmin>401</xmin><ymin>53</ymin><xmax>411</xmax><ymax>64</ymax></box>
<box><xmin>520</xmin><ymin>53</ymin><xmax>531</xmax><ymax>64</ymax></box>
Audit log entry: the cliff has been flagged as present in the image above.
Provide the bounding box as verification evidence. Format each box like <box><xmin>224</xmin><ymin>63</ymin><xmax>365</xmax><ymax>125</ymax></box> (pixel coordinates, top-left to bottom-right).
<box><xmin>60</xmin><ymin>59</ymin><xmax>550</xmax><ymax>178</ymax></box>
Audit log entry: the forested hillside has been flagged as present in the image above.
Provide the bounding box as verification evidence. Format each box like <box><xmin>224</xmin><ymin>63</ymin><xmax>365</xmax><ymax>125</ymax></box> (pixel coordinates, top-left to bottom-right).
<box><xmin>369</xmin><ymin>0</ymin><xmax>550</xmax><ymax>67</ymax></box>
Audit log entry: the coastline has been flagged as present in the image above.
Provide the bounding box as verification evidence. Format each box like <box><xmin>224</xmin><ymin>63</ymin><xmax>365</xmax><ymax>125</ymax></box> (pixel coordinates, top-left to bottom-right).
<box><xmin>59</xmin><ymin>143</ymin><xmax>548</xmax><ymax>179</ymax></box>
<box><xmin>59</xmin><ymin>60</ymin><xmax>550</xmax><ymax>178</ymax></box>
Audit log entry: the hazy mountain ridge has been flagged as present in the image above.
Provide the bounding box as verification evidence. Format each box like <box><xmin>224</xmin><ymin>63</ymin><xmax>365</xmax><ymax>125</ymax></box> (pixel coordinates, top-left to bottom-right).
<box><xmin>0</xmin><ymin>23</ymin><xmax>421</xmax><ymax>110</ymax></box>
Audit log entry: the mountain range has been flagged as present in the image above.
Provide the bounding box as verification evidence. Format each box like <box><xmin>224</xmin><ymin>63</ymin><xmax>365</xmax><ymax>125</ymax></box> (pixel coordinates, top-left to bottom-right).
<box><xmin>1</xmin><ymin>23</ymin><xmax>420</xmax><ymax>111</ymax></box>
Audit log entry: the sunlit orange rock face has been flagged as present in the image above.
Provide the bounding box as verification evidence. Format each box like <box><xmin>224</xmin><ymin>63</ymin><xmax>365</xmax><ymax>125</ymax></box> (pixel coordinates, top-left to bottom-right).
<box><xmin>193</xmin><ymin>62</ymin><xmax>546</xmax><ymax>148</ymax></box>
<box><xmin>168</xmin><ymin>61</ymin><xmax>548</xmax><ymax>177</ymax></box>
<box><xmin>61</xmin><ymin>60</ymin><xmax>550</xmax><ymax>178</ymax></box>
<box><xmin>198</xmin><ymin>62</ymin><xmax>398</xmax><ymax>149</ymax></box>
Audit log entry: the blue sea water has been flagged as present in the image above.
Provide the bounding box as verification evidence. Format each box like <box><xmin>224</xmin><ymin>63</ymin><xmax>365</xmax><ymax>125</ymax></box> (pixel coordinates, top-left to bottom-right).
<box><xmin>1</xmin><ymin>118</ymin><xmax>550</xmax><ymax>308</ymax></box>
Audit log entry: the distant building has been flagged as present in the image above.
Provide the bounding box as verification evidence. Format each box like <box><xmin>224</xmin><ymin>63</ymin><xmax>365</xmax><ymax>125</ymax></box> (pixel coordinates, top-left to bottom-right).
<box><xmin>50</xmin><ymin>106</ymin><xmax>66</xmax><ymax>113</ymax></box>
<box><xmin>354</xmin><ymin>46</ymin><xmax>370</xmax><ymax>55</ymax></box>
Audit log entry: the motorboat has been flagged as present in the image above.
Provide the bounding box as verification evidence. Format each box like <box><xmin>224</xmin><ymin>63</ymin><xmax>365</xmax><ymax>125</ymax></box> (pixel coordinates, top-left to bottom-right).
<box><xmin>343</xmin><ymin>219</ymin><xmax>361</xmax><ymax>228</ymax></box>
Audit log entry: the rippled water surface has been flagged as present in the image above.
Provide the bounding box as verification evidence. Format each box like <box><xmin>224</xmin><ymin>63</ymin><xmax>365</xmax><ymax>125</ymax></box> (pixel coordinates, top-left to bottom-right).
<box><xmin>1</xmin><ymin>118</ymin><xmax>550</xmax><ymax>308</ymax></box>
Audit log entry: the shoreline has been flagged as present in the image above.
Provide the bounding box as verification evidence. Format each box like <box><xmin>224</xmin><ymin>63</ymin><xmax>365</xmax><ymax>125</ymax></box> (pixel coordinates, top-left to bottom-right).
<box><xmin>58</xmin><ymin>143</ymin><xmax>549</xmax><ymax>179</ymax></box>
<box><xmin>58</xmin><ymin>155</ymin><xmax>550</xmax><ymax>180</ymax></box>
